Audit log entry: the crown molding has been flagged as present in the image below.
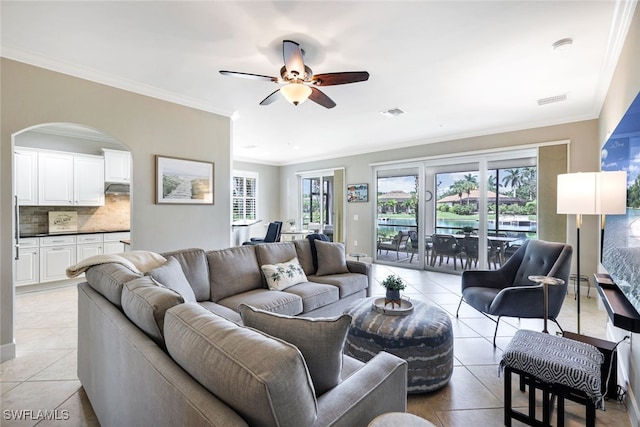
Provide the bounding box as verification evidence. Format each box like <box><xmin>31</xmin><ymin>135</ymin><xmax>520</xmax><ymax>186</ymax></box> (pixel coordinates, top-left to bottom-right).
<box><xmin>1</xmin><ymin>46</ymin><xmax>234</xmax><ymax>118</ymax></box>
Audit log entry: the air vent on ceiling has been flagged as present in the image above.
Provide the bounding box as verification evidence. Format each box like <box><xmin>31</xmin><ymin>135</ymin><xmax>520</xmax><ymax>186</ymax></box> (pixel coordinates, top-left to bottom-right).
<box><xmin>537</xmin><ymin>94</ymin><xmax>567</xmax><ymax>106</ymax></box>
<box><xmin>381</xmin><ymin>108</ymin><xmax>406</xmax><ymax>118</ymax></box>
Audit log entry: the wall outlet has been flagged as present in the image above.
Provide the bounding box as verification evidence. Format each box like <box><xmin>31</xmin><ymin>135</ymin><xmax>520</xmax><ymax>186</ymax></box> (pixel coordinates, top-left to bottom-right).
<box><xmin>354</xmin><ymin>240</ymin><xmax>358</xmax><ymax>246</ymax></box>
<box><xmin>353</xmin><ymin>214</ymin><xmax>359</xmax><ymax>221</ymax></box>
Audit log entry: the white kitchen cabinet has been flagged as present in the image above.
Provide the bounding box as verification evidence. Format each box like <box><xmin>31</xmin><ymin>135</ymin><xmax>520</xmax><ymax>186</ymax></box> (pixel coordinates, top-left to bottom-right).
<box><xmin>14</xmin><ymin>148</ymin><xmax>39</xmax><ymax>206</ymax></box>
<box><xmin>104</xmin><ymin>232</ymin><xmax>130</xmax><ymax>254</ymax></box>
<box><xmin>38</xmin><ymin>151</ymin><xmax>74</xmax><ymax>205</ymax></box>
<box><xmin>40</xmin><ymin>235</ymin><xmax>76</xmax><ymax>283</ymax></box>
<box><xmin>15</xmin><ymin>238</ymin><xmax>40</xmax><ymax>286</ymax></box>
<box><xmin>38</xmin><ymin>150</ymin><xmax>104</xmax><ymax>206</ymax></box>
<box><xmin>102</xmin><ymin>148</ymin><xmax>131</xmax><ymax>183</ymax></box>
<box><xmin>74</xmin><ymin>155</ymin><xmax>105</xmax><ymax>205</ymax></box>
<box><xmin>77</xmin><ymin>234</ymin><xmax>104</xmax><ymax>262</ymax></box>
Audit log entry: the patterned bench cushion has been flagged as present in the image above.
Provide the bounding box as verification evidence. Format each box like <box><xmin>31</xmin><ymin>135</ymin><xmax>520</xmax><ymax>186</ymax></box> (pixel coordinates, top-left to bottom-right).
<box><xmin>500</xmin><ymin>330</ymin><xmax>604</xmax><ymax>408</ymax></box>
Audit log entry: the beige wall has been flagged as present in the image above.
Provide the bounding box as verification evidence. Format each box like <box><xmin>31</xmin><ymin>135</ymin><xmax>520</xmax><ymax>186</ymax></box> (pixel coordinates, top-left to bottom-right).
<box><xmin>598</xmin><ymin>4</ymin><xmax>640</xmax><ymax>424</ymax></box>
<box><xmin>1</xmin><ymin>59</ymin><xmax>232</xmax><ymax>361</ymax></box>
<box><xmin>280</xmin><ymin>119</ymin><xmax>600</xmax><ymax>267</ymax></box>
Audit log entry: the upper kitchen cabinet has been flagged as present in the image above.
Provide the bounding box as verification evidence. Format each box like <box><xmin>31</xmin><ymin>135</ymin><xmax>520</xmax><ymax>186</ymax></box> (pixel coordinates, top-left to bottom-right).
<box><xmin>14</xmin><ymin>148</ymin><xmax>39</xmax><ymax>206</ymax></box>
<box><xmin>38</xmin><ymin>150</ymin><xmax>104</xmax><ymax>206</ymax></box>
<box><xmin>102</xmin><ymin>148</ymin><xmax>131</xmax><ymax>183</ymax></box>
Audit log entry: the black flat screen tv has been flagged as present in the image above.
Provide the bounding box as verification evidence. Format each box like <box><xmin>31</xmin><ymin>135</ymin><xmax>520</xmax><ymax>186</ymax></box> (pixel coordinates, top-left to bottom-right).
<box><xmin>601</xmin><ymin>91</ymin><xmax>640</xmax><ymax>314</ymax></box>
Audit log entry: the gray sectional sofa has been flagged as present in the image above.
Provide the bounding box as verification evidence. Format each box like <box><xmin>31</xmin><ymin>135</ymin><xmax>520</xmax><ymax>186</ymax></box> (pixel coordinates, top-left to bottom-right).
<box><xmin>77</xmin><ymin>240</ymin><xmax>408</xmax><ymax>427</ymax></box>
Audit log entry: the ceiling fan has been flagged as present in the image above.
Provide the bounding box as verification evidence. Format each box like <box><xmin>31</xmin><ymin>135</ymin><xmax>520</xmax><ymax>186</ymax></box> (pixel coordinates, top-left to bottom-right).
<box><xmin>220</xmin><ymin>40</ymin><xmax>369</xmax><ymax>109</ymax></box>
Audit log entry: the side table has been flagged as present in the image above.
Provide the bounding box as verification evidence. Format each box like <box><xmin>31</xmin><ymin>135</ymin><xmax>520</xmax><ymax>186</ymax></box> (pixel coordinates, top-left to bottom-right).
<box><xmin>349</xmin><ymin>252</ymin><xmax>367</xmax><ymax>261</ymax></box>
<box><xmin>529</xmin><ymin>275</ymin><xmax>564</xmax><ymax>334</ymax></box>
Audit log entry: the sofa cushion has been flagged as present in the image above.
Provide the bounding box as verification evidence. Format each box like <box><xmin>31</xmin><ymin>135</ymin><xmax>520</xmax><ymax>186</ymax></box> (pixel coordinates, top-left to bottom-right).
<box><xmin>261</xmin><ymin>257</ymin><xmax>307</xmax><ymax>291</ymax></box>
<box><xmin>121</xmin><ymin>276</ymin><xmax>184</xmax><ymax>347</ymax></box>
<box><xmin>309</xmin><ymin>273</ymin><xmax>369</xmax><ymax>298</ymax></box>
<box><xmin>283</xmin><ymin>282</ymin><xmax>339</xmax><ymax>313</ymax></box>
<box><xmin>306</xmin><ymin>234</ymin><xmax>331</xmax><ymax>272</ymax></box>
<box><xmin>255</xmin><ymin>242</ymin><xmax>297</xmax><ymax>266</ymax></box>
<box><xmin>294</xmin><ymin>239</ymin><xmax>316</xmax><ymax>276</ymax></box>
<box><xmin>218</xmin><ymin>289</ymin><xmax>303</xmax><ymax>316</ymax></box>
<box><xmin>147</xmin><ymin>257</ymin><xmax>197</xmax><ymax>302</ymax></box>
<box><xmin>207</xmin><ymin>246</ymin><xmax>263</xmax><ymax>302</ymax></box>
<box><xmin>165</xmin><ymin>303</ymin><xmax>317</xmax><ymax>427</ymax></box>
<box><xmin>161</xmin><ymin>248</ymin><xmax>210</xmax><ymax>301</ymax></box>
<box><xmin>239</xmin><ymin>304</ymin><xmax>351</xmax><ymax>396</ymax></box>
<box><xmin>85</xmin><ymin>263</ymin><xmax>143</xmax><ymax>308</ymax></box>
<box><xmin>315</xmin><ymin>240</ymin><xmax>349</xmax><ymax>276</ymax></box>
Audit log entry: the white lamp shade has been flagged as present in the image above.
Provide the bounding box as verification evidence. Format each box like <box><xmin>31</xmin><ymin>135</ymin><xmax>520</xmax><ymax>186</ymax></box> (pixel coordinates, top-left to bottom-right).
<box><xmin>281</xmin><ymin>83</ymin><xmax>312</xmax><ymax>105</ymax></box>
<box><xmin>557</xmin><ymin>171</ymin><xmax>627</xmax><ymax>215</ymax></box>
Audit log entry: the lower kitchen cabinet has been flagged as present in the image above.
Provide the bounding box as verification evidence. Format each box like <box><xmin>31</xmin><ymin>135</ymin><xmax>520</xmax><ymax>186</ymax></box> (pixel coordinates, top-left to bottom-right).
<box><xmin>40</xmin><ymin>235</ymin><xmax>77</xmax><ymax>283</ymax></box>
<box><xmin>15</xmin><ymin>238</ymin><xmax>40</xmax><ymax>286</ymax></box>
<box><xmin>15</xmin><ymin>232</ymin><xmax>129</xmax><ymax>286</ymax></box>
<box><xmin>104</xmin><ymin>232</ymin><xmax>130</xmax><ymax>254</ymax></box>
<box><xmin>77</xmin><ymin>234</ymin><xmax>104</xmax><ymax>262</ymax></box>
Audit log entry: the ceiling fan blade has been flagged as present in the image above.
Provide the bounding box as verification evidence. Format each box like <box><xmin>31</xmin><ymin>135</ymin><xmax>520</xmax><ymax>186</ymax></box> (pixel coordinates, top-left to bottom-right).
<box><xmin>283</xmin><ymin>40</ymin><xmax>305</xmax><ymax>77</ymax></box>
<box><xmin>259</xmin><ymin>89</ymin><xmax>281</xmax><ymax>106</ymax></box>
<box><xmin>311</xmin><ymin>72</ymin><xmax>370</xmax><ymax>86</ymax></box>
<box><xmin>219</xmin><ymin>70</ymin><xmax>278</xmax><ymax>82</ymax></box>
<box><xmin>309</xmin><ymin>87</ymin><xmax>336</xmax><ymax>109</ymax></box>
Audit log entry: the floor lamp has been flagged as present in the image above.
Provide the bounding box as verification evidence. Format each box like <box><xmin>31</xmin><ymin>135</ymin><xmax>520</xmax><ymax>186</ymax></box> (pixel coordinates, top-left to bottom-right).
<box><xmin>557</xmin><ymin>171</ymin><xmax>627</xmax><ymax>334</ymax></box>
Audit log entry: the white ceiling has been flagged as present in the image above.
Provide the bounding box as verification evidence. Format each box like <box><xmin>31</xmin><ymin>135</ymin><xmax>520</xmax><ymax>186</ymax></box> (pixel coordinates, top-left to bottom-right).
<box><xmin>1</xmin><ymin>1</ymin><xmax>637</xmax><ymax>165</ymax></box>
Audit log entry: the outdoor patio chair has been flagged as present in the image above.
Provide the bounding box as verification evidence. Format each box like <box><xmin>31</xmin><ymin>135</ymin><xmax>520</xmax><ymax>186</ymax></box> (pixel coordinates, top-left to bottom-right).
<box><xmin>377</xmin><ymin>230</ymin><xmax>409</xmax><ymax>259</ymax></box>
<box><xmin>430</xmin><ymin>234</ymin><xmax>464</xmax><ymax>270</ymax></box>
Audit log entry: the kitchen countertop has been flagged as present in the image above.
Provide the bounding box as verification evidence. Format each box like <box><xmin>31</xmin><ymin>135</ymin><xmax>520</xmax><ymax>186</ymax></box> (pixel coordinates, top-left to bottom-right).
<box><xmin>20</xmin><ymin>229</ymin><xmax>130</xmax><ymax>238</ymax></box>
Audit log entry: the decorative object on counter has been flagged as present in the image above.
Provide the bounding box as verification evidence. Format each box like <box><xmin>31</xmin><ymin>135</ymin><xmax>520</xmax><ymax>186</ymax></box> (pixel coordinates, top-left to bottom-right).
<box><xmin>48</xmin><ymin>211</ymin><xmax>78</xmax><ymax>232</ymax></box>
<box><xmin>287</xmin><ymin>218</ymin><xmax>296</xmax><ymax>231</ymax></box>
<box><xmin>347</xmin><ymin>183</ymin><xmax>368</xmax><ymax>202</ymax></box>
<box><xmin>380</xmin><ymin>274</ymin><xmax>406</xmax><ymax>308</ymax></box>
<box><xmin>155</xmin><ymin>155</ymin><xmax>214</xmax><ymax>205</ymax></box>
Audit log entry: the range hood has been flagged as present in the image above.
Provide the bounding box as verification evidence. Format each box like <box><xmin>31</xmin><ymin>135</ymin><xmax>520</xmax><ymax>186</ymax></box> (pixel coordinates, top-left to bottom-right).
<box><xmin>105</xmin><ymin>183</ymin><xmax>130</xmax><ymax>195</ymax></box>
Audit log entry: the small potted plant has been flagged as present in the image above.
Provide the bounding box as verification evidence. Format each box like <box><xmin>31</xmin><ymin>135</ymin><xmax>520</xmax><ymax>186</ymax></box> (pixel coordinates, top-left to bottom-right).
<box><xmin>462</xmin><ymin>225</ymin><xmax>474</xmax><ymax>236</ymax></box>
<box><xmin>287</xmin><ymin>218</ymin><xmax>296</xmax><ymax>231</ymax></box>
<box><xmin>380</xmin><ymin>274</ymin><xmax>406</xmax><ymax>304</ymax></box>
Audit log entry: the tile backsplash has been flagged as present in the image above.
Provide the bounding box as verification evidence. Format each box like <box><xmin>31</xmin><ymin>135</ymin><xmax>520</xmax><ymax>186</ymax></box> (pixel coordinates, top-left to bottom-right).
<box><xmin>19</xmin><ymin>195</ymin><xmax>130</xmax><ymax>235</ymax></box>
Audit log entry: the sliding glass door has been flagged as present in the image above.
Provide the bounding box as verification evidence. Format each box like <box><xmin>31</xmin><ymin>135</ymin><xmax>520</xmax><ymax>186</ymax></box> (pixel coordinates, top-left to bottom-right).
<box><xmin>375</xmin><ymin>165</ymin><xmax>422</xmax><ymax>266</ymax></box>
<box><xmin>374</xmin><ymin>149</ymin><xmax>538</xmax><ymax>272</ymax></box>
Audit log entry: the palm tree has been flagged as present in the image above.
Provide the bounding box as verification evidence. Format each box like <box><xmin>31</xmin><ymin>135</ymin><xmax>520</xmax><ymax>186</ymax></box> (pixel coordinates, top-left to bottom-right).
<box><xmin>501</xmin><ymin>169</ymin><xmax>522</xmax><ymax>197</ymax></box>
<box><xmin>487</xmin><ymin>174</ymin><xmax>497</xmax><ymax>193</ymax></box>
<box><xmin>462</xmin><ymin>173</ymin><xmax>478</xmax><ymax>205</ymax></box>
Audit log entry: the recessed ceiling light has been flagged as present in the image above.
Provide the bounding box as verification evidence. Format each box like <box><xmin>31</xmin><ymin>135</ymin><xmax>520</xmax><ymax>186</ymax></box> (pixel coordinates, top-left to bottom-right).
<box><xmin>381</xmin><ymin>108</ymin><xmax>406</xmax><ymax>118</ymax></box>
<box><xmin>552</xmin><ymin>38</ymin><xmax>573</xmax><ymax>51</ymax></box>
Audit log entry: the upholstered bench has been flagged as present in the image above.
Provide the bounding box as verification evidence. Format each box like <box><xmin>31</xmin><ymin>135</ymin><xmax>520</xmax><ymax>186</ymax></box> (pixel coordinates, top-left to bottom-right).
<box><xmin>344</xmin><ymin>298</ymin><xmax>453</xmax><ymax>393</ymax></box>
<box><xmin>500</xmin><ymin>330</ymin><xmax>604</xmax><ymax>427</ymax></box>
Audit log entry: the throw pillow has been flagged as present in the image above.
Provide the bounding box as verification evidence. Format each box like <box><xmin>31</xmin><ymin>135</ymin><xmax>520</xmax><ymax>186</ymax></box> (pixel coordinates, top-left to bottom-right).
<box><xmin>314</xmin><ymin>240</ymin><xmax>349</xmax><ymax>276</ymax></box>
<box><xmin>239</xmin><ymin>304</ymin><xmax>352</xmax><ymax>396</ymax></box>
<box><xmin>121</xmin><ymin>276</ymin><xmax>184</xmax><ymax>347</ymax></box>
<box><xmin>147</xmin><ymin>257</ymin><xmax>197</xmax><ymax>302</ymax></box>
<box><xmin>261</xmin><ymin>257</ymin><xmax>307</xmax><ymax>291</ymax></box>
<box><xmin>306</xmin><ymin>233</ymin><xmax>330</xmax><ymax>272</ymax></box>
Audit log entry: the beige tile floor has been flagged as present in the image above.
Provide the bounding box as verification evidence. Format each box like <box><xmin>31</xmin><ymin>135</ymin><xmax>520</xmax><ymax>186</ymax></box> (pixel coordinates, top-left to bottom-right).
<box><xmin>1</xmin><ymin>265</ymin><xmax>632</xmax><ymax>427</ymax></box>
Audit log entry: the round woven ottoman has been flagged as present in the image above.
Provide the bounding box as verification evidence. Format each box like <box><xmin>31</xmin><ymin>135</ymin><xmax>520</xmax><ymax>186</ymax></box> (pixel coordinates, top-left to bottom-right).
<box><xmin>344</xmin><ymin>297</ymin><xmax>453</xmax><ymax>393</ymax></box>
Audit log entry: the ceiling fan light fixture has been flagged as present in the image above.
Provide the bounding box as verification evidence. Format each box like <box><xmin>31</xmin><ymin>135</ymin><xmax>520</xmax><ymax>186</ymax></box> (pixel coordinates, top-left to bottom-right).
<box><xmin>281</xmin><ymin>83</ymin><xmax>312</xmax><ymax>106</ymax></box>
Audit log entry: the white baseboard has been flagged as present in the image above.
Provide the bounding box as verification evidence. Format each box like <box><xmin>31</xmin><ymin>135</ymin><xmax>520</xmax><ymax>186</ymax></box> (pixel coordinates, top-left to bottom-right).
<box><xmin>0</xmin><ymin>341</ymin><xmax>16</xmax><ymax>363</ymax></box>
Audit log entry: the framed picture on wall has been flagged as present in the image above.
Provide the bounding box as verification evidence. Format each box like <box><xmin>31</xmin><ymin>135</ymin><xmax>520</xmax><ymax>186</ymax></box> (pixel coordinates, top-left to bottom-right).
<box><xmin>347</xmin><ymin>183</ymin><xmax>368</xmax><ymax>202</ymax></box>
<box><xmin>155</xmin><ymin>155</ymin><xmax>214</xmax><ymax>204</ymax></box>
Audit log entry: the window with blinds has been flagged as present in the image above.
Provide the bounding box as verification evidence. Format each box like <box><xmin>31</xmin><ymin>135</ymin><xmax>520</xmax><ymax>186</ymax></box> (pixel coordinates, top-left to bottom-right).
<box><xmin>233</xmin><ymin>171</ymin><xmax>258</xmax><ymax>221</ymax></box>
